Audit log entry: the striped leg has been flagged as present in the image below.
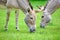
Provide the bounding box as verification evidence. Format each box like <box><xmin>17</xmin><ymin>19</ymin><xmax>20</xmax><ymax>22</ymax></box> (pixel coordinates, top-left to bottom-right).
<box><xmin>5</xmin><ymin>8</ymin><xmax>10</xmax><ymax>31</ymax></box>
<box><xmin>15</xmin><ymin>10</ymin><xmax>19</xmax><ymax>31</ymax></box>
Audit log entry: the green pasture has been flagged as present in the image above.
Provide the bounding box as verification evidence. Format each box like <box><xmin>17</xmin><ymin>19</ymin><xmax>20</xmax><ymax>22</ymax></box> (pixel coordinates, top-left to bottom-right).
<box><xmin>0</xmin><ymin>1</ymin><xmax>60</xmax><ymax>40</ymax></box>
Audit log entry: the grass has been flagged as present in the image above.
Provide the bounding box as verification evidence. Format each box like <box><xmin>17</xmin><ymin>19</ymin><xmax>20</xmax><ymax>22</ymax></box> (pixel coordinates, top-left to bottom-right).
<box><xmin>0</xmin><ymin>1</ymin><xmax>60</xmax><ymax>40</ymax></box>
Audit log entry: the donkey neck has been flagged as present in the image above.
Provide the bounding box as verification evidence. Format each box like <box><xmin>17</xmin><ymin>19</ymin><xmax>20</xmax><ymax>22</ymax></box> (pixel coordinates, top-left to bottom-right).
<box><xmin>44</xmin><ymin>0</ymin><xmax>58</xmax><ymax>15</ymax></box>
<box><xmin>17</xmin><ymin>0</ymin><xmax>33</xmax><ymax>14</ymax></box>
<box><xmin>6</xmin><ymin>0</ymin><xmax>32</xmax><ymax>14</ymax></box>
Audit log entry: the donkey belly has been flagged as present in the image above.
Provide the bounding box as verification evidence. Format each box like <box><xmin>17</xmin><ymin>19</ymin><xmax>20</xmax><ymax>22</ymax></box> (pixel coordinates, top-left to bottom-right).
<box><xmin>6</xmin><ymin>0</ymin><xmax>19</xmax><ymax>9</ymax></box>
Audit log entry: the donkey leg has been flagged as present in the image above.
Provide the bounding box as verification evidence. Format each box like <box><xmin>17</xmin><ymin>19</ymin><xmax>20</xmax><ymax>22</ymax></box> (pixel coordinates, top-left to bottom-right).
<box><xmin>15</xmin><ymin>10</ymin><xmax>19</xmax><ymax>31</ymax></box>
<box><xmin>5</xmin><ymin>8</ymin><xmax>10</xmax><ymax>31</ymax></box>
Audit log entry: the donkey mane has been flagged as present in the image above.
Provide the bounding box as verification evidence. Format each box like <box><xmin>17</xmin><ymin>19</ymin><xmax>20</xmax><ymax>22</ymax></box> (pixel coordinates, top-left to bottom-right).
<box><xmin>27</xmin><ymin>0</ymin><xmax>33</xmax><ymax>10</ymax></box>
<box><xmin>0</xmin><ymin>0</ymin><xmax>33</xmax><ymax>10</ymax></box>
<box><xmin>44</xmin><ymin>0</ymin><xmax>51</xmax><ymax>10</ymax></box>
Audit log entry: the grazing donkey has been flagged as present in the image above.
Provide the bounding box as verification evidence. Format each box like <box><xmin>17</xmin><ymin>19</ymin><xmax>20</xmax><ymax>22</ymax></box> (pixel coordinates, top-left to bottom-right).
<box><xmin>2</xmin><ymin>0</ymin><xmax>39</xmax><ymax>32</ymax></box>
<box><xmin>38</xmin><ymin>0</ymin><xmax>60</xmax><ymax>28</ymax></box>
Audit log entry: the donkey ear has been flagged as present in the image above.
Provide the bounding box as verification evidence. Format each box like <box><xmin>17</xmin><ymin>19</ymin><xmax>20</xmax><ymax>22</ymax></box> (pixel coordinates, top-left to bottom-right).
<box><xmin>34</xmin><ymin>9</ymin><xmax>41</xmax><ymax>13</ymax></box>
<box><xmin>37</xmin><ymin>6</ymin><xmax>44</xmax><ymax>11</ymax></box>
<box><xmin>34</xmin><ymin>6</ymin><xmax>44</xmax><ymax>13</ymax></box>
<box><xmin>34</xmin><ymin>9</ymin><xmax>43</xmax><ymax>13</ymax></box>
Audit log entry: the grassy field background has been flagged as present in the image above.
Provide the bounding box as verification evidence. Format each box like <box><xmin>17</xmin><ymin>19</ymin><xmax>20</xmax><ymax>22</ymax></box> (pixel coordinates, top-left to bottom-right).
<box><xmin>0</xmin><ymin>1</ymin><xmax>60</xmax><ymax>40</ymax></box>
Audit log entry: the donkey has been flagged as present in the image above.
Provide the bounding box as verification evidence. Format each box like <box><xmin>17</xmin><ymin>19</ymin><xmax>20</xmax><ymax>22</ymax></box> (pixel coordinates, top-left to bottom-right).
<box><xmin>3</xmin><ymin>0</ymin><xmax>40</xmax><ymax>32</ymax></box>
<box><xmin>38</xmin><ymin>0</ymin><xmax>60</xmax><ymax>28</ymax></box>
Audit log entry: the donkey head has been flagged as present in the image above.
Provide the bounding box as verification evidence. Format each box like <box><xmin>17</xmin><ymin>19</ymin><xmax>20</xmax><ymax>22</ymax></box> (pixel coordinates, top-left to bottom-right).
<box><xmin>37</xmin><ymin>6</ymin><xmax>51</xmax><ymax>28</ymax></box>
<box><xmin>40</xmin><ymin>12</ymin><xmax>51</xmax><ymax>28</ymax></box>
<box><xmin>25</xmin><ymin>9</ymin><xmax>36</xmax><ymax>32</ymax></box>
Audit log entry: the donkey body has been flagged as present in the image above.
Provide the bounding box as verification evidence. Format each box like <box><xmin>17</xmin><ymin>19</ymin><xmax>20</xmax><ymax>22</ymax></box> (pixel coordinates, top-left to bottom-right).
<box><xmin>3</xmin><ymin>0</ymin><xmax>37</xmax><ymax>32</ymax></box>
<box><xmin>40</xmin><ymin>0</ymin><xmax>60</xmax><ymax>28</ymax></box>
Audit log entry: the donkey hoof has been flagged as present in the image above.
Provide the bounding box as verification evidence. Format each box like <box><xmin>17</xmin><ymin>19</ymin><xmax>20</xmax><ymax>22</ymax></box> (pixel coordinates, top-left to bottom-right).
<box><xmin>16</xmin><ymin>29</ymin><xmax>20</xmax><ymax>31</ymax></box>
<box><xmin>5</xmin><ymin>28</ymin><xmax>8</xmax><ymax>31</ymax></box>
<box><xmin>16</xmin><ymin>27</ymin><xmax>19</xmax><ymax>31</ymax></box>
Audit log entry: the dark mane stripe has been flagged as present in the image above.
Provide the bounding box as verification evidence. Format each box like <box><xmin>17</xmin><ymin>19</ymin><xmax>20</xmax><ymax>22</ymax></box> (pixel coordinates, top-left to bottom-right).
<box><xmin>44</xmin><ymin>0</ymin><xmax>51</xmax><ymax>10</ymax></box>
<box><xmin>27</xmin><ymin>0</ymin><xmax>33</xmax><ymax>10</ymax></box>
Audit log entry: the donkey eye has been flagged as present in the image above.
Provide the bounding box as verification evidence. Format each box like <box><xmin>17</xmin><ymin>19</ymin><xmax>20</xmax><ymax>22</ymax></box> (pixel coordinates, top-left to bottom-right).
<box><xmin>30</xmin><ymin>17</ymin><xmax>33</xmax><ymax>19</ymax></box>
<box><xmin>41</xmin><ymin>16</ymin><xmax>44</xmax><ymax>18</ymax></box>
<box><xmin>27</xmin><ymin>8</ymin><xmax>30</xmax><ymax>12</ymax></box>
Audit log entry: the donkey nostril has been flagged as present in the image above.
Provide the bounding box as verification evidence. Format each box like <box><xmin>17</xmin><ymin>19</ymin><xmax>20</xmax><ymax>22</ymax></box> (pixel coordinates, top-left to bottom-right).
<box><xmin>33</xmin><ymin>29</ymin><xmax>35</xmax><ymax>31</ymax></box>
<box><xmin>30</xmin><ymin>17</ymin><xmax>33</xmax><ymax>19</ymax></box>
<box><xmin>40</xmin><ymin>23</ymin><xmax>45</xmax><ymax>28</ymax></box>
<box><xmin>40</xmin><ymin>25</ymin><xmax>45</xmax><ymax>28</ymax></box>
<box><xmin>30</xmin><ymin>29</ymin><xmax>33</xmax><ymax>32</ymax></box>
<box><xmin>30</xmin><ymin>29</ymin><xmax>35</xmax><ymax>33</ymax></box>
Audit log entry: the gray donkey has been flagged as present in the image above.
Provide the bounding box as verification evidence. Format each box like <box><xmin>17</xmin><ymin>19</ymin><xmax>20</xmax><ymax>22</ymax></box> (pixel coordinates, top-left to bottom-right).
<box><xmin>0</xmin><ymin>0</ymin><xmax>40</xmax><ymax>32</ymax></box>
<box><xmin>38</xmin><ymin>0</ymin><xmax>60</xmax><ymax>28</ymax></box>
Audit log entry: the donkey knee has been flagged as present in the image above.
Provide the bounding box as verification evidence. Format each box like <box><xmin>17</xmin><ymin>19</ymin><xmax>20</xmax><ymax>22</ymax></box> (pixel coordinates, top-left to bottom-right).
<box><xmin>5</xmin><ymin>26</ymin><xmax>8</xmax><ymax>31</ymax></box>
